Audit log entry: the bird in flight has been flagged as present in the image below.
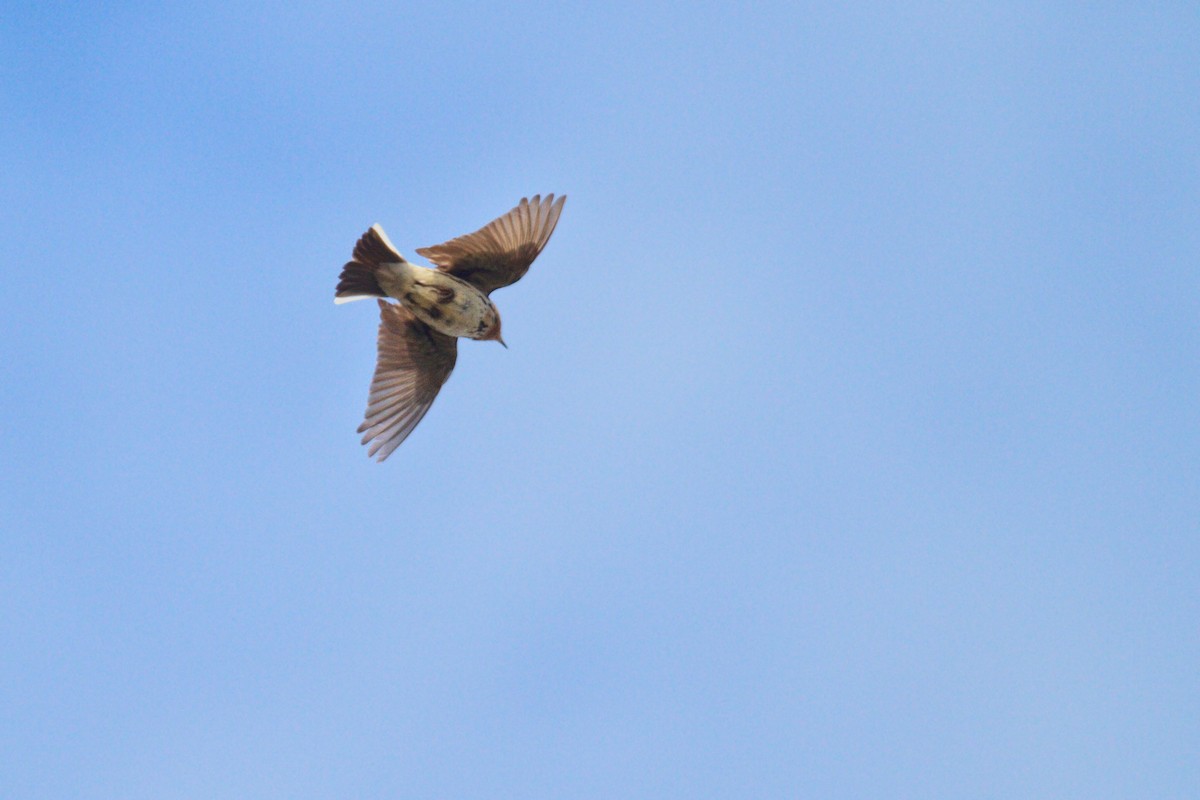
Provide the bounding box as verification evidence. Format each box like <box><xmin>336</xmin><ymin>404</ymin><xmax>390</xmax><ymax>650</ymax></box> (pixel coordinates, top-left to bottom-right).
<box><xmin>335</xmin><ymin>194</ymin><xmax>567</xmax><ymax>461</ymax></box>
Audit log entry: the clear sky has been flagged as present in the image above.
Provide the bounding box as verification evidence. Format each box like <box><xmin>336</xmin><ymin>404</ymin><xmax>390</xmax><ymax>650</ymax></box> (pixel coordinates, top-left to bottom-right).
<box><xmin>2</xmin><ymin>3</ymin><xmax>1197</xmax><ymax>798</ymax></box>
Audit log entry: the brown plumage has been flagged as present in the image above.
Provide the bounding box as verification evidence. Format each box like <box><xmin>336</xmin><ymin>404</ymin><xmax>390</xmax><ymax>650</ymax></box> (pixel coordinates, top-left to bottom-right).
<box><xmin>357</xmin><ymin>301</ymin><xmax>458</xmax><ymax>462</ymax></box>
<box><xmin>417</xmin><ymin>194</ymin><xmax>567</xmax><ymax>295</ymax></box>
<box><xmin>337</xmin><ymin>194</ymin><xmax>567</xmax><ymax>461</ymax></box>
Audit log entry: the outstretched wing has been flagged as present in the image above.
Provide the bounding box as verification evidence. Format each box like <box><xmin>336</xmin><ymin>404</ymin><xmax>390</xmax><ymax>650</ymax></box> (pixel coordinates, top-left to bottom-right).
<box><xmin>415</xmin><ymin>194</ymin><xmax>566</xmax><ymax>295</ymax></box>
<box><xmin>357</xmin><ymin>300</ymin><xmax>458</xmax><ymax>461</ymax></box>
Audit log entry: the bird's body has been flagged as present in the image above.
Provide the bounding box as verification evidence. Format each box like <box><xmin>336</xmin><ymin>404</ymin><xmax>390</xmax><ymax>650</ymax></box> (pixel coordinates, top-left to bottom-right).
<box><xmin>335</xmin><ymin>194</ymin><xmax>566</xmax><ymax>461</ymax></box>
<box><xmin>375</xmin><ymin>258</ymin><xmax>501</xmax><ymax>341</ymax></box>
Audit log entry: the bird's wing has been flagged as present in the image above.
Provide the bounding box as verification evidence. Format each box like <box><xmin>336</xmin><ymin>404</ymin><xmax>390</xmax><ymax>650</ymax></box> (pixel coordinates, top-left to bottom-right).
<box><xmin>415</xmin><ymin>194</ymin><xmax>566</xmax><ymax>295</ymax></box>
<box><xmin>357</xmin><ymin>300</ymin><xmax>458</xmax><ymax>461</ymax></box>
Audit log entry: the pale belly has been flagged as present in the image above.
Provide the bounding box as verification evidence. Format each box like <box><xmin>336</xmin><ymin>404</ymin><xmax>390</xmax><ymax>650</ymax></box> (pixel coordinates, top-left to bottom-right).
<box><xmin>378</xmin><ymin>263</ymin><xmax>499</xmax><ymax>340</ymax></box>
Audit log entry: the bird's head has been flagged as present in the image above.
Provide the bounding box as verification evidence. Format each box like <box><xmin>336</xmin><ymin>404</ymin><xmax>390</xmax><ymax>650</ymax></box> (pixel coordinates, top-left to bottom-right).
<box><xmin>484</xmin><ymin>316</ymin><xmax>507</xmax><ymax>349</ymax></box>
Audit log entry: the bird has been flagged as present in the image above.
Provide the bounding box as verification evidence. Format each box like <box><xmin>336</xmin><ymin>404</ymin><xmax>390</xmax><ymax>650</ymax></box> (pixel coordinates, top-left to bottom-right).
<box><xmin>335</xmin><ymin>194</ymin><xmax>567</xmax><ymax>461</ymax></box>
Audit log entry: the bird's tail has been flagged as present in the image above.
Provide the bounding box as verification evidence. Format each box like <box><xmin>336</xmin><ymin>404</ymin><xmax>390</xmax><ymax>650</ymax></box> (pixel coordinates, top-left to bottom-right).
<box><xmin>335</xmin><ymin>224</ymin><xmax>407</xmax><ymax>304</ymax></box>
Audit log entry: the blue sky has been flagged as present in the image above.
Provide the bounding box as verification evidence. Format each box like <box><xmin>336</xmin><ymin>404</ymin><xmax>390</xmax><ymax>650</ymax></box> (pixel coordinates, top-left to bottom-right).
<box><xmin>2</xmin><ymin>2</ymin><xmax>1197</xmax><ymax>797</ymax></box>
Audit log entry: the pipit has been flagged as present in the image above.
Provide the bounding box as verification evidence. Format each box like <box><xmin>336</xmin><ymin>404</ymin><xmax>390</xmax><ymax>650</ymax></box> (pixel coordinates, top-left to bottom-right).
<box><xmin>335</xmin><ymin>194</ymin><xmax>566</xmax><ymax>461</ymax></box>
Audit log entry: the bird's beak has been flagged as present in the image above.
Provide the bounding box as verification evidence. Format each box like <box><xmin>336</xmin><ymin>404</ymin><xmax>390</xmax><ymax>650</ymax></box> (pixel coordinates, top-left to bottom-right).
<box><xmin>497</xmin><ymin>336</ymin><xmax>508</xmax><ymax>349</ymax></box>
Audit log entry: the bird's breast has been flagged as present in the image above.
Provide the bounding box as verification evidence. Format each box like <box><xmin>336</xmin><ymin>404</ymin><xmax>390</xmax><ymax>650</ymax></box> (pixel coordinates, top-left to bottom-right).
<box><xmin>386</xmin><ymin>265</ymin><xmax>498</xmax><ymax>340</ymax></box>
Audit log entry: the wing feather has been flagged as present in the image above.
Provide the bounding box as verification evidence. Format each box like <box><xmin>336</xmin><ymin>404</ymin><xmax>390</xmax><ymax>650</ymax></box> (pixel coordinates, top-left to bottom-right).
<box><xmin>414</xmin><ymin>194</ymin><xmax>566</xmax><ymax>295</ymax></box>
<box><xmin>355</xmin><ymin>300</ymin><xmax>457</xmax><ymax>461</ymax></box>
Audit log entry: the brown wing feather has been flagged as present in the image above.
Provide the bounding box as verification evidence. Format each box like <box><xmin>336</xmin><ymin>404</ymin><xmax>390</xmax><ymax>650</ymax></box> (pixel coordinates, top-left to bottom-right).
<box><xmin>415</xmin><ymin>194</ymin><xmax>566</xmax><ymax>295</ymax></box>
<box><xmin>357</xmin><ymin>300</ymin><xmax>458</xmax><ymax>461</ymax></box>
